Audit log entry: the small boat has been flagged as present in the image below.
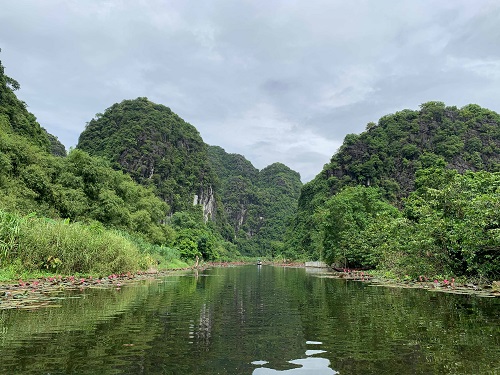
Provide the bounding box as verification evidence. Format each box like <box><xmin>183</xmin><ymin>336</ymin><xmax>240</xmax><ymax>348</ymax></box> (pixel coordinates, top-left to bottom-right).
<box><xmin>257</xmin><ymin>260</ymin><xmax>262</xmax><ymax>266</ymax></box>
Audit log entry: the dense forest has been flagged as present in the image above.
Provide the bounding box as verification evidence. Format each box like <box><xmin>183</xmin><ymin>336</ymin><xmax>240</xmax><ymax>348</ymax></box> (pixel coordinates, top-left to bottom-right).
<box><xmin>208</xmin><ymin>146</ymin><xmax>302</xmax><ymax>257</ymax></box>
<box><xmin>288</xmin><ymin>102</ymin><xmax>500</xmax><ymax>280</ymax></box>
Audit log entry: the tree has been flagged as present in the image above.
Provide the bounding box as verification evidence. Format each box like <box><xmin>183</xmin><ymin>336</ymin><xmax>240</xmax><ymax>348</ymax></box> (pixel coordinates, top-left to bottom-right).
<box><xmin>320</xmin><ymin>186</ymin><xmax>400</xmax><ymax>268</ymax></box>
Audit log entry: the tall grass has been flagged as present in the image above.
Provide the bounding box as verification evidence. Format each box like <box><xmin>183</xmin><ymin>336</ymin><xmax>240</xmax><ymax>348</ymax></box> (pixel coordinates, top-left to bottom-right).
<box><xmin>0</xmin><ymin>209</ymin><xmax>153</xmax><ymax>275</ymax></box>
<box><xmin>118</xmin><ymin>232</ymin><xmax>189</xmax><ymax>269</ymax></box>
<box><xmin>0</xmin><ymin>210</ymin><xmax>24</xmax><ymax>262</ymax></box>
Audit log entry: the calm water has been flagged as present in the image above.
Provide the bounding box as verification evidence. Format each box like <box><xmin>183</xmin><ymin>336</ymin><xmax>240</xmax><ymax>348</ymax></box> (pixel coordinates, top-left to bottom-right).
<box><xmin>1</xmin><ymin>265</ymin><xmax>499</xmax><ymax>374</ymax></box>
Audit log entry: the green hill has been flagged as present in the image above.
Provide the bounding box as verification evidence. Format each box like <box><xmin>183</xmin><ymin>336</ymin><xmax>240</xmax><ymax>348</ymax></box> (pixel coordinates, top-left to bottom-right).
<box><xmin>77</xmin><ymin>98</ymin><xmax>218</xmax><ymax>219</ymax></box>
<box><xmin>323</xmin><ymin>102</ymin><xmax>500</xmax><ymax>200</ymax></box>
<box><xmin>288</xmin><ymin>102</ymin><xmax>500</xmax><ymax>279</ymax></box>
<box><xmin>77</xmin><ymin>101</ymin><xmax>303</xmax><ymax>257</ymax></box>
<box><xmin>208</xmin><ymin>146</ymin><xmax>302</xmax><ymax>257</ymax></box>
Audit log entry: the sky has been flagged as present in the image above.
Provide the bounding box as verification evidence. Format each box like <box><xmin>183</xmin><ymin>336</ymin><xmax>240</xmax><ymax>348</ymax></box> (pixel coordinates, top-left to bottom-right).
<box><xmin>1</xmin><ymin>1</ymin><xmax>500</xmax><ymax>182</ymax></box>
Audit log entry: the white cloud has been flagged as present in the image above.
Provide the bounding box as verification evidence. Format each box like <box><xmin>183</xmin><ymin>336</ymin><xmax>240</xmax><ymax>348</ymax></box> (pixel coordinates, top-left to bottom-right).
<box><xmin>2</xmin><ymin>0</ymin><xmax>500</xmax><ymax>182</ymax></box>
<box><xmin>317</xmin><ymin>66</ymin><xmax>378</xmax><ymax>109</ymax></box>
<box><xmin>446</xmin><ymin>57</ymin><xmax>500</xmax><ymax>80</ymax></box>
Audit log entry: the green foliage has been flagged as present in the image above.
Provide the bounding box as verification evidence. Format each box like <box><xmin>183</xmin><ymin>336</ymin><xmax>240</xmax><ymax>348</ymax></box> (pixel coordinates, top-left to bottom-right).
<box><xmin>77</xmin><ymin>97</ymin><xmax>217</xmax><ymax>214</ymax></box>
<box><xmin>208</xmin><ymin>146</ymin><xmax>302</xmax><ymax>257</ymax></box>
<box><xmin>0</xmin><ymin>56</ymin><xmax>51</xmax><ymax>152</ymax></box>
<box><xmin>0</xmin><ymin>210</ymin><xmax>151</xmax><ymax>274</ymax></box>
<box><xmin>303</xmin><ymin>168</ymin><xmax>500</xmax><ymax>280</ymax></box>
<box><xmin>290</xmin><ymin>102</ymin><xmax>500</xmax><ymax>263</ymax></box>
<box><xmin>118</xmin><ymin>232</ymin><xmax>186</xmax><ymax>269</ymax></box>
<box><xmin>319</xmin><ymin>186</ymin><xmax>400</xmax><ymax>268</ymax></box>
<box><xmin>396</xmin><ymin>169</ymin><xmax>500</xmax><ymax>279</ymax></box>
<box><xmin>0</xmin><ymin>210</ymin><xmax>23</xmax><ymax>262</ymax></box>
<box><xmin>0</xmin><ymin>132</ymin><xmax>172</xmax><ymax>245</ymax></box>
<box><xmin>167</xmin><ymin>207</ymin><xmax>238</xmax><ymax>261</ymax></box>
<box><xmin>284</xmin><ymin>171</ymin><xmax>331</xmax><ymax>260</ymax></box>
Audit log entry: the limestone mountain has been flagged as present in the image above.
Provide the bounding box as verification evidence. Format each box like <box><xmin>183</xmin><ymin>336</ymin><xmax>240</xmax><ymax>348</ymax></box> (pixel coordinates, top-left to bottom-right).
<box><xmin>323</xmin><ymin>101</ymin><xmax>500</xmax><ymax>201</ymax></box>
<box><xmin>208</xmin><ymin>146</ymin><xmax>302</xmax><ymax>256</ymax></box>
<box><xmin>77</xmin><ymin>98</ymin><xmax>218</xmax><ymax>220</ymax></box>
<box><xmin>288</xmin><ymin>101</ymin><xmax>500</xmax><ymax>259</ymax></box>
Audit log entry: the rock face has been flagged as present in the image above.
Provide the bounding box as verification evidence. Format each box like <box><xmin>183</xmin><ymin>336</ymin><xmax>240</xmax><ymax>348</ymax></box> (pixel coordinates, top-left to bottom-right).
<box><xmin>207</xmin><ymin>145</ymin><xmax>259</xmax><ymax>234</ymax></box>
<box><xmin>193</xmin><ymin>184</ymin><xmax>217</xmax><ymax>222</ymax></box>
<box><xmin>77</xmin><ymin>97</ymin><xmax>219</xmax><ymax>220</ymax></box>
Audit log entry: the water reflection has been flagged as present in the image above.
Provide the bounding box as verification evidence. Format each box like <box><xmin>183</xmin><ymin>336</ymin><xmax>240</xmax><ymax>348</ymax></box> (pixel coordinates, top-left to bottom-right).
<box><xmin>253</xmin><ymin>356</ymin><xmax>336</xmax><ymax>374</ymax></box>
<box><xmin>0</xmin><ymin>266</ymin><xmax>499</xmax><ymax>374</ymax></box>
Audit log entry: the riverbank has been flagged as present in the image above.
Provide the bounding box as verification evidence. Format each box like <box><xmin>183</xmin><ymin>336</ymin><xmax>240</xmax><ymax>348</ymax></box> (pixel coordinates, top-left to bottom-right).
<box><xmin>313</xmin><ymin>269</ymin><xmax>500</xmax><ymax>298</ymax></box>
<box><xmin>0</xmin><ymin>261</ymin><xmax>264</xmax><ymax>310</ymax></box>
<box><xmin>0</xmin><ymin>268</ymin><xmax>188</xmax><ymax>310</ymax></box>
<box><xmin>3</xmin><ymin>262</ymin><xmax>497</xmax><ymax>311</ymax></box>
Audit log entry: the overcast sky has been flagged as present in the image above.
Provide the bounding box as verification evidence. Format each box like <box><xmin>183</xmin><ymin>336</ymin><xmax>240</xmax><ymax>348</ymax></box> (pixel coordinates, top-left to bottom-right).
<box><xmin>2</xmin><ymin>1</ymin><xmax>500</xmax><ymax>182</ymax></box>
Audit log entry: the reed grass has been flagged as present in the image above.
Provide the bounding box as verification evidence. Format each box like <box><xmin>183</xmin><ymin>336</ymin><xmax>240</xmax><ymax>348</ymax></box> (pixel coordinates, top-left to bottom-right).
<box><xmin>117</xmin><ymin>232</ymin><xmax>189</xmax><ymax>269</ymax></box>
<box><xmin>0</xmin><ymin>209</ymin><xmax>153</xmax><ymax>275</ymax></box>
<box><xmin>0</xmin><ymin>210</ymin><xmax>20</xmax><ymax>260</ymax></box>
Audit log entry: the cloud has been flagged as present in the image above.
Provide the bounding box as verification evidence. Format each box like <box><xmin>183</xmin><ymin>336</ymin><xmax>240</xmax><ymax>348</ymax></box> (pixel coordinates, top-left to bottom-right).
<box><xmin>202</xmin><ymin>102</ymin><xmax>339</xmax><ymax>181</ymax></box>
<box><xmin>1</xmin><ymin>0</ymin><xmax>500</xmax><ymax>182</ymax></box>
<box><xmin>316</xmin><ymin>65</ymin><xmax>378</xmax><ymax>109</ymax></box>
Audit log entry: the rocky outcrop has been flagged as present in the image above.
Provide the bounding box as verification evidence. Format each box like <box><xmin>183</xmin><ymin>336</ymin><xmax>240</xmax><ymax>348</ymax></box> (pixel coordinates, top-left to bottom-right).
<box><xmin>194</xmin><ymin>184</ymin><xmax>217</xmax><ymax>222</ymax></box>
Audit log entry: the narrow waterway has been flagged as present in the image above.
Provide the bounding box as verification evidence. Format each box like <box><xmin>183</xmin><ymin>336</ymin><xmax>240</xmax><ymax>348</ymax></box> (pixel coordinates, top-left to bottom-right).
<box><xmin>1</xmin><ymin>265</ymin><xmax>499</xmax><ymax>374</ymax></box>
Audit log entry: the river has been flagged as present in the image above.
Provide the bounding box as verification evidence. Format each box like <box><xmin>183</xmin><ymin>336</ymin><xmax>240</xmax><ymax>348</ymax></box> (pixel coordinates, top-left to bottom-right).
<box><xmin>1</xmin><ymin>265</ymin><xmax>499</xmax><ymax>374</ymax></box>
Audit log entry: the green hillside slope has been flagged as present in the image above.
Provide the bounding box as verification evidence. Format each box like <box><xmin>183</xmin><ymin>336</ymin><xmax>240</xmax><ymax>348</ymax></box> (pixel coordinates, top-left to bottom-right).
<box><xmin>288</xmin><ymin>102</ymin><xmax>500</xmax><ymax>279</ymax></box>
<box><xmin>208</xmin><ymin>146</ymin><xmax>302</xmax><ymax>257</ymax></box>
